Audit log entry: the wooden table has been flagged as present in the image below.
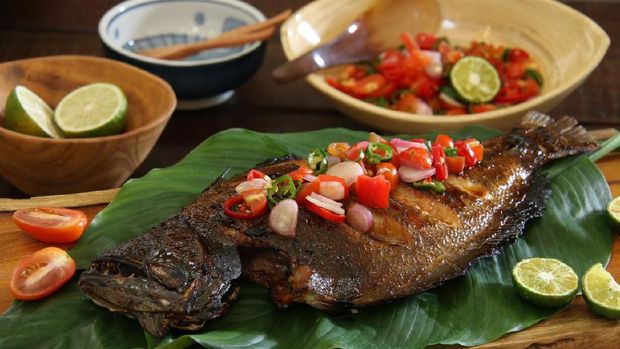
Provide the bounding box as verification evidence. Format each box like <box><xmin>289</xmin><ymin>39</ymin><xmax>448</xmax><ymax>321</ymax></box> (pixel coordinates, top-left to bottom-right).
<box><xmin>0</xmin><ymin>0</ymin><xmax>618</xmax><ymax>347</ymax></box>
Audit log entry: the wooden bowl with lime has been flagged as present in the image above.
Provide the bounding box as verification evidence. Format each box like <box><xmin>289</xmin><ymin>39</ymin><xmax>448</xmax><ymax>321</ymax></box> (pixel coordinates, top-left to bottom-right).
<box><xmin>0</xmin><ymin>55</ymin><xmax>176</xmax><ymax>196</ymax></box>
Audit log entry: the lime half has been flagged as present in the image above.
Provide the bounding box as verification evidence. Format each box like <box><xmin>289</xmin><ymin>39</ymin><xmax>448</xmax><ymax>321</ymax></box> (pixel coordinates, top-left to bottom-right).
<box><xmin>607</xmin><ymin>196</ymin><xmax>620</xmax><ymax>226</ymax></box>
<box><xmin>54</xmin><ymin>83</ymin><xmax>127</xmax><ymax>138</ymax></box>
<box><xmin>450</xmin><ymin>56</ymin><xmax>501</xmax><ymax>103</ymax></box>
<box><xmin>582</xmin><ymin>263</ymin><xmax>620</xmax><ymax>319</ymax></box>
<box><xmin>512</xmin><ymin>258</ymin><xmax>578</xmax><ymax>307</ymax></box>
<box><xmin>3</xmin><ymin>85</ymin><xmax>62</xmax><ymax>138</ymax></box>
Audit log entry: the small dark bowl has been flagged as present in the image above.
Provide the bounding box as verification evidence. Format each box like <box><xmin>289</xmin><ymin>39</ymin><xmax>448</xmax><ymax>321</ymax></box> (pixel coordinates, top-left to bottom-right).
<box><xmin>99</xmin><ymin>0</ymin><xmax>267</xmax><ymax>109</ymax></box>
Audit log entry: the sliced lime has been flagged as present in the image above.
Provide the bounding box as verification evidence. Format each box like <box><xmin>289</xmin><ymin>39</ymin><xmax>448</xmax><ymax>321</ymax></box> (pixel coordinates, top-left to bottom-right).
<box><xmin>607</xmin><ymin>196</ymin><xmax>620</xmax><ymax>226</ymax></box>
<box><xmin>2</xmin><ymin>85</ymin><xmax>62</xmax><ymax>138</ymax></box>
<box><xmin>512</xmin><ymin>258</ymin><xmax>578</xmax><ymax>307</ymax></box>
<box><xmin>450</xmin><ymin>56</ymin><xmax>501</xmax><ymax>103</ymax></box>
<box><xmin>582</xmin><ymin>263</ymin><xmax>620</xmax><ymax>319</ymax></box>
<box><xmin>54</xmin><ymin>83</ymin><xmax>127</xmax><ymax>138</ymax></box>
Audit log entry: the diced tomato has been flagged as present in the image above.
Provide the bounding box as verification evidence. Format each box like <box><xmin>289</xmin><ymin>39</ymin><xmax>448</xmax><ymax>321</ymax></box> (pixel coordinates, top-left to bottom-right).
<box><xmin>400</xmin><ymin>32</ymin><xmax>419</xmax><ymax>54</ymax></box>
<box><xmin>376</xmin><ymin>163</ymin><xmax>400</xmax><ymax>191</ymax></box>
<box><xmin>398</xmin><ymin>146</ymin><xmax>432</xmax><ymax>169</ymax></box>
<box><xmin>346</xmin><ymin>141</ymin><xmax>369</xmax><ymax>161</ymax></box>
<box><xmin>394</xmin><ymin>93</ymin><xmax>418</xmax><ymax>112</ymax></box>
<box><xmin>13</xmin><ymin>207</ymin><xmax>88</xmax><ymax>244</ymax></box>
<box><xmin>415</xmin><ymin>32</ymin><xmax>437</xmax><ymax>50</ymax></box>
<box><xmin>247</xmin><ymin>169</ymin><xmax>267</xmax><ymax>181</ymax></box>
<box><xmin>305</xmin><ymin>201</ymin><xmax>346</xmax><ymax>223</ymax></box>
<box><xmin>504</xmin><ymin>61</ymin><xmax>525</xmax><ymax>79</ymax></box>
<box><xmin>355</xmin><ymin>175</ymin><xmax>391</xmax><ymax>209</ymax></box>
<box><xmin>10</xmin><ymin>247</ymin><xmax>76</xmax><ymax>301</ymax></box>
<box><xmin>340</xmin><ymin>64</ymin><xmax>367</xmax><ymax>80</ymax></box>
<box><xmin>495</xmin><ymin>78</ymin><xmax>540</xmax><ymax>104</ymax></box>
<box><xmin>470</xmin><ymin>104</ymin><xmax>497</xmax><ymax>114</ymax></box>
<box><xmin>410</xmin><ymin>74</ymin><xmax>439</xmax><ymax>99</ymax></box>
<box><xmin>465</xmin><ymin>138</ymin><xmax>484</xmax><ymax>161</ymax></box>
<box><xmin>289</xmin><ymin>166</ymin><xmax>313</xmax><ymax>182</ymax></box>
<box><xmin>434</xmin><ymin>134</ymin><xmax>454</xmax><ymax>148</ymax></box>
<box><xmin>508</xmin><ymin>48</ymin><xmax>529</xmax><ymax>62</ymax></box>
<box><xmin>455</xmin><ymin>141</ymin><xmax>478</xmax><ymax>167</ymax></box>
<box><xmin>446</xmin><ymin>156</ymin><xmax>466</xmax><ymax>174</ymax></box>
<box><xmin>445</xmin><ymin>50</ymin><xmax>463</xmax><ymax>64</ymax></box>
<box><xmin>445</xmin><ymin>107</ymin><xmax>467</xmax><ymax>115</ymax></box>
<box><xmin>431</xmin><ymin>145</ymin><xmax>449</xmax><ymax>181</ymax></box>
<box><xmin>352</xmin><ymin>74</ymin><xmax>386</xmax><ymax>98</ymax></box>
<box><xmin>378</xmin><ymin>49</ymin><xmax>406</xmax><ymax>81</ymax></box>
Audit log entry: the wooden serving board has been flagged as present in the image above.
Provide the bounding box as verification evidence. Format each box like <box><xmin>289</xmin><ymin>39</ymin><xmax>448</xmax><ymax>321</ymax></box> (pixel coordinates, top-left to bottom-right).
<box><xmin>0</xmin><ymin>157</ymin><xmax>619</xmax><ymax>348</ymax></box>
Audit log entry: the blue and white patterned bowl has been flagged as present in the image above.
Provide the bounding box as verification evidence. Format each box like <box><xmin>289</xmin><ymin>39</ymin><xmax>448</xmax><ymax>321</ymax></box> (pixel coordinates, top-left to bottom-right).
<box><xmin>99</xmin><ymin>0</ymin><xmax>267</xmax><ymax>109</ymax></box>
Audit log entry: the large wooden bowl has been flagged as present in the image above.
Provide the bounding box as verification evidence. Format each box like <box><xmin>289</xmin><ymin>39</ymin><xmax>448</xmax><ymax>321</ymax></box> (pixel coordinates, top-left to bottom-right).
<box><xmin>0</xmin><ymin>55</ymin><xmax>176</xmax><ymax>196</ymax></box>
<box><xmin>281</xmin><ymin>0</ymin><xmax>610</xmax><ymax>133</ymax></box>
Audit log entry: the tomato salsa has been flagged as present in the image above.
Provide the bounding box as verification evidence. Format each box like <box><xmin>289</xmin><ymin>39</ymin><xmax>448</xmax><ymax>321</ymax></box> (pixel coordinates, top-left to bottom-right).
<box><xmin>325</xmin><ymin>32</ymin><xmax>543</xmax><ymax>115</ymax></box>
<box><xmin>224</xmin><ymin>133</ymin><xmax>483</xmax><ymax>236</ymax></box>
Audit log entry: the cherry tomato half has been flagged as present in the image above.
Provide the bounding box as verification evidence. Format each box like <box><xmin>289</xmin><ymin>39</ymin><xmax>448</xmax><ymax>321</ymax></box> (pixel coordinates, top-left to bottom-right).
<box><xmin>434</xmin><ymin>134</ymin><xmax>454</xmax><ymax>148</ymax></box>
<box><xmin>13</xmin><ymin>208</ymin><xmax>88</xmax><ymax>244</ymax></box>
<box><xmin>10</xmin><ymin>247</ymin><xmax>76</xmax><ymax>301</ymax></box>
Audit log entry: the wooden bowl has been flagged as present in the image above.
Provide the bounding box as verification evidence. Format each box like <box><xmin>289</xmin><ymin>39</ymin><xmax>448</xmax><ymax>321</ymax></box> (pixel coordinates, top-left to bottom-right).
<box><xmin>0</xmin><ymin>55</ymin><xmax>176</xmax><ymax>196</ymax></box>
<box><xmin>281</xmin><ymin>0</ymin><xmax>610</xmax><ymax>133</ymax></box>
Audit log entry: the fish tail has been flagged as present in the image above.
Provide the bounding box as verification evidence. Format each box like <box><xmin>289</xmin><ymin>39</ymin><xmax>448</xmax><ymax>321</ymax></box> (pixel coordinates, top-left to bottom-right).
<box><xmin>519</xmin><ymin>111</ymin><xmax>599</xmax><ymax>160</ymax></box>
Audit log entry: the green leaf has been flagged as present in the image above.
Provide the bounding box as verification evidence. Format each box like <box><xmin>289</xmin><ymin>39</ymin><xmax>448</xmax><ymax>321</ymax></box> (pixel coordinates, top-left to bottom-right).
<box><xmin>0</xmin><ymin>128</ymin><xmax>614</xmax><ymax>349</ymax></box>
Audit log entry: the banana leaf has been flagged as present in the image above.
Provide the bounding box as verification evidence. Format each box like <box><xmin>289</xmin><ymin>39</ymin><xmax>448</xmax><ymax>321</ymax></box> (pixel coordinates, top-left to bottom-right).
<box><xmin>0</xmin><ymin>127</ymin><xmax>616</xmax><ymax>349</ymax></box>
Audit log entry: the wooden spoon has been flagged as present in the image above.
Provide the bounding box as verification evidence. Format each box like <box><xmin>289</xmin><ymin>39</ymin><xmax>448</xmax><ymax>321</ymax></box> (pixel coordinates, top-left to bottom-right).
<box><xmin>272</xmin><ymin>0</ymin><xmax>441</xmax><ymax>83</ymax></box>
<box><xmin>139</xmin><ymin>10</ymin><xmax>292</xmax><ymax>60</ymax></box>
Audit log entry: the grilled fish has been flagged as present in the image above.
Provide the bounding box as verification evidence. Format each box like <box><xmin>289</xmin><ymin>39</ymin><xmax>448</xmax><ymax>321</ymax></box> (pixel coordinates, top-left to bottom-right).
<box><xmin>79</xmin><ymin>112</ymin><xmax>598</xmax><ymax>337</ymax></box>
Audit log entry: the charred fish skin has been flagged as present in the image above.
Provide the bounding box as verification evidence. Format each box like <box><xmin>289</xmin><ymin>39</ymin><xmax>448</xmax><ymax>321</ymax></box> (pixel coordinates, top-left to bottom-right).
<box><xmin>178</xmin><ymin>112</ymin><xmax>598</xmax><ymax>311</ymax></box>
<box><xmin>78</xmin><ymin>216</ymin><xmax>241</xmax><ymax>338</ymax></box>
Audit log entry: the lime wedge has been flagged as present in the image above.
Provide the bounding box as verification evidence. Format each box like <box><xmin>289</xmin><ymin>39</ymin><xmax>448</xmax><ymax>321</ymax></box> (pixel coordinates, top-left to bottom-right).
<box><xmin>3</xmin><ymin>85</ymin><xmax>62</xmax><ymax>138</ymax></box>
<box><xmin>450</xmin><ymin>56</ymin><xmax>501</xmax><ymax>103</ymax></box>
<box><xmin>54</xmin><ymin>83</ymin><xmax>127</xmax><ymax>138</ymax></box>
<box><xmin>582</xmin><ymin>263</ymin><xmax>620</xmax><ymax>319</ymax></box>
<box><xmin>512</xmin><ymin>258</ymin><xmax>578</xmax><ymax>307</ymax></box>
<box><xmin>607</xmin><ymin>196</ymin><xmax>620</xmax><ymax>226</ymax></box>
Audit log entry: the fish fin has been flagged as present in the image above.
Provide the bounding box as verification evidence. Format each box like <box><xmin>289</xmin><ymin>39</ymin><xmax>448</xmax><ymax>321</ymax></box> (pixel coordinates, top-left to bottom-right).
<box><xmin>137</xmin><ymin>313</ymin><xmax>170</xmax><ymax>338</ymax></box>
<box><xmin>520</xmin><ymin>111</ymin><xmax>599</xmax><ymax>160</ymax></box>
<box><xmin>482</xmin><ymin>172</ymin><xmax>551</xmax><ymax>251</ymax></box>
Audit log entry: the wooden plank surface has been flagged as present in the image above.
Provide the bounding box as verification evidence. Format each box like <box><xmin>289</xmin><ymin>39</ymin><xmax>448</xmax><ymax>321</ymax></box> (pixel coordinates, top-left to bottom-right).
<box><xmin>0</xmin><ymin>156</ymin><xmax>618</xmax><ymax>348</ymax></box>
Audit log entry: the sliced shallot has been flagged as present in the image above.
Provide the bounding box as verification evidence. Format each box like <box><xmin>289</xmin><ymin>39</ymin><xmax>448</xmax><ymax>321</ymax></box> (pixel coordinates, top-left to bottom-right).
<box><xmin>306</xmin><ymin>192</ymin><xmax>345</xmax><ymax>215</ymax></box>
<box><xmin>269</xmin><ymin>199</ymin><xmax>298</xmax><ymax>238</ymax></box>
<box><xmin>389</xmin><ymin>138</ymin><xmax>427</xmax><ymax>154</ymax></box>
<box><xmin>346</xmin><ymin>203</ymin><xmax>374</xmax><ymax>233</ymax></box>
<box><xmin>327</xmin><ymin>155</ymin><xmax>341</xmax><ymax>168</ymax></box>
<box><xmin>235</xmin><ymin>178</ymin><xmax>269</xmax><ymax>194</ymax></box>
<box><xmin>319</xmin><ymin>181</ymin><xmax>346</xmax><ymax>201</ymax></box>
<box><xmin>398</xmin><ymin>166</ymin><xmax>436</xmax><ymax>183</ymax></box>
<box><xmin>326</xmin><ymin>161</ymin><xmax>364</xmax><ymax>186</ymax></box>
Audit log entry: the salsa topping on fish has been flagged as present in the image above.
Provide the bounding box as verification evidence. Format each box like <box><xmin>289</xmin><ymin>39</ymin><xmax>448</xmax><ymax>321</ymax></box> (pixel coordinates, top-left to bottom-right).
<box><xmin>223</xmin><ymin>133</ymin><xmax>485</xmax><ymax>236</ymax></box>
<box><xmin>79</xmin><ymin>112</ymin><xmax>599</xmax><ymax>338</ymax></box>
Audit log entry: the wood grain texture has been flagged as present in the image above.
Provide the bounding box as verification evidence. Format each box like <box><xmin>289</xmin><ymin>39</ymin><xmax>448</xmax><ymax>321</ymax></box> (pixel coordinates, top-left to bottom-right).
<box><xmin>0</xmin><ymin>188</ymin><xmax>119</xmax><ymax>212</ymax></box>
<box><xmin>0</xmin><ymin>56</ymin><xmax>176</xmax><ymax>196</ymax></box>
<box><xmin>0</xmin><ymin>157</ymin><xmax>618</xmax><ymax>348</ymax></box>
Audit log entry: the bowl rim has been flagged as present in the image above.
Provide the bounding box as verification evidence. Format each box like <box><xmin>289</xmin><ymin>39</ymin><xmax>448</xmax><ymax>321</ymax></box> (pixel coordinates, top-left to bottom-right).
<box><xmin>280</xmin><ymin>0</ymin><xmax>611</xmax><ymax>127</ymax></box>
<box><xmin>0</xmin><ymin>55</ymin><xmax>177</xmax><ymax>144</ymax></box>
<box><xmin>98</xmin><ymin>0</ymin><xmax>267</xmax><ymax>67</ymax></box>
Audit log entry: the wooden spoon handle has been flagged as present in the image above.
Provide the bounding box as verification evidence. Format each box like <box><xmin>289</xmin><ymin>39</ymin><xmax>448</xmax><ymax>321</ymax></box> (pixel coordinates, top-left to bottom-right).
<box><xmin>219</xmin><ymin>9</ymin><xmax>292</xmax><ymax>38</ymax></box>
<box><xmin>0</xmin><ymin>188</ymin><xmax>119</xmax><ymax>212</ymax></box>
<box><xmin>139</xmin><ymin>9</ymin><xmax>291</xmax><ymax>60</ymax></box>
<box><xmin>141</xmin><ymin>26</ymin><xmax>275</xmax><ymax>60</ymax></box>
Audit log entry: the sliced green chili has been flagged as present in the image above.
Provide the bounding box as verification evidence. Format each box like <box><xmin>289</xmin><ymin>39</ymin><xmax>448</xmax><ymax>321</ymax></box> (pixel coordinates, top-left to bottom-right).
<box><xmin>444</xmin><ymin>147</ymin><xmax>458</xmax><ymax>157</ymax></box>
<box><xmin>501</xmin><ymin>47</ymin><xmax>511</xmax><ymax>62</ymax></box>
<box><xmin>412</xmin><ymin>179</ymin><xmax>446</xmax><ymax>194</ymax></box>
<box><xmin>365</xmin><ymin>142</ymin><xmax>394</xmax><ymax>165</ymax></box>
<box><xmin>307</xmin><ymin>148</ymin><xmax>328</xmax><ymax>174</ymax></box>
<box><xmin>525</xmin><ymin>69</ymin><xmax>544</xmax><ymax>87</ymax></box>
<box><xmin>267</xmin><ymin>174</ymin><xmax>297</xmax><ymax>205</ymax></box>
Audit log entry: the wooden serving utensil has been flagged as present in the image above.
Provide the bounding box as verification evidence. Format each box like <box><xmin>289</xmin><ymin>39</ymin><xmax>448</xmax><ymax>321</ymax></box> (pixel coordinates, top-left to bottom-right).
<box><xmin>272</xmin><ymin>0</ymin><xmax>441</xmax><ymax>83</ymax></box>
<box><xmin>139</xmin><ymin>10</ymin><xmax>292</xmax><ymax>60</ymax></box>
<box><xmin>0</xmin><ymin>188</ymin><xmax>119</xmax><ymax>212</ymax></box>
